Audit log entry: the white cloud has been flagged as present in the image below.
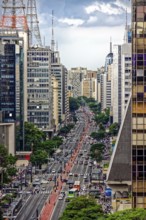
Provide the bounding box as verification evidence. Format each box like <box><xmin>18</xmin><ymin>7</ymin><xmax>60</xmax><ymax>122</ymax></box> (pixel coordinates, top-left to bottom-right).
<box><xmin>58</xmin><ymin>18</ymin><xmax>84</xmax><ymax>26</ymax></box>
<box><xmin>87</xmin><ymin>16</ymin><xmax>98</xmax><ymax>24</ymax></box>
<box><xmin>85</xmin><ymin>2</ymin><xmax>124</xmax><ymax>15</ymax></box>
<box><xmin>114</xmin><ymin>0</ymin><xmax>131</xmax><ymax>13</ymax></box>
<box><xmin>40</xmin><ymin>25</ymin><xmax>125</xmax><ymax>69</ymax></box>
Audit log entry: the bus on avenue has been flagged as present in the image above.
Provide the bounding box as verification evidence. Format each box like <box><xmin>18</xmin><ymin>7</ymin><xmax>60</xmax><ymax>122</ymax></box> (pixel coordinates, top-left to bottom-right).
<box><xmin>67</xmin><ymin>188</ymin><xmax>78</xmax><ymax>198</ymax></box>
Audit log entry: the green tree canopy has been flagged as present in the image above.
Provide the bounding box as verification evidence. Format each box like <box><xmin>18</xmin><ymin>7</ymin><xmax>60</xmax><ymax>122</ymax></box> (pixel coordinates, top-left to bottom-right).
<box><xmin>69</xmin><ymin>97</ymin><xmax>80</xmax><ymax>112</ymax></box>
<box><xmin>30</xmin><ymin>149</ymin><xmax>48</xmax><ymax>168</ymax></box>
<box><xmin>109</xmin><ymin>122</ymin><xmax>119</xmax><ymax>136</ymax></box>
<box><xmin>106</xmin><ymin>208</ymin><xmax>146</xmax><ymax>220</ymax></box>
<box><xmin>94</xmin><ymin>112</ymin><xmax>109</xmax><ymax>125</ymax></box>
<box><xmin>90</xmin><ymin>143</ymin><xmax>105</xmax><ymax>162</ymax></box>
<box><xmin>59</xmin><ymin>124</ymin><xmax>74</xmax><ymax>135</ymax></box>
<box><xmin>90</xmin><ymin>130</ymin><xmax>106</xmax><ymax>140</ymax></box>
<box><xmin>0</xmin><ymin>145</ymin><xmax>17</xmax><ymax>185</ymax></box>
<box><xmin>24</xmin><ymin>122</ymin><xmax>46</xmax><ymax>150</ymax></box>
<box><xmin>59</xmin><ymin>196</ymin><xmax>105</xmax><ymax>220</ymax></box>
<box><xmin>7</xmin><ymin>154</ymin><xmax>17</xmax><ymax>166</ymax></box>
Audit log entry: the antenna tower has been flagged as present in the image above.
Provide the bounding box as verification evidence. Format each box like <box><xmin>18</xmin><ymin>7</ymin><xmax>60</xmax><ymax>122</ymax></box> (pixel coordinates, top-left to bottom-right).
<box><xmin>26</xmin><ymin>0</ymin><xmax>42</xmax><ymax>46</ymax></box>
<box><xmin>0</xmin><ymin>0</ymin><xmax>28</xmax><ymax>30</ymax></box>
<box><xmin>51</xmin><ymin>10</ymin><xmax>55</xmax><ymax>51</ymax></box>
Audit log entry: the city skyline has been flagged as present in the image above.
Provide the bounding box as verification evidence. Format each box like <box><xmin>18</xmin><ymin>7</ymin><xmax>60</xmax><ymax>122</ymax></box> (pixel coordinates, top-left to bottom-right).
<box><xmin>0</xmin><ymin>0</ymin><xmax>131</xmax><ymax>69</ymax></box>
<box><xmin>37</xmin><ymin>0</ymin><xmax>131</xmax><ymax>69</ymax></box>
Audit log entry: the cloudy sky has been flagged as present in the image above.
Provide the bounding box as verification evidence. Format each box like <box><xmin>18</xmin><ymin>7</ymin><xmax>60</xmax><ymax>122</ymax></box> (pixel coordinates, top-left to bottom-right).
<box><xmin>1</xmin><ymin>0</ymin><xmax>131</xmax><ymax>70</ymax></box>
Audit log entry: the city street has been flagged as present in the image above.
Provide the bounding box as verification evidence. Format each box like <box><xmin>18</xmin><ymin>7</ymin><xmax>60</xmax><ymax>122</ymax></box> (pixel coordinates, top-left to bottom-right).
<box><xmin>14</xmin><ymin>110</ymin><xmax>90</xmax><ymax>220</ymax></box>
<box><xmin>2</xmin><ymin>107</ymin><xmax>111</xmax><ymax>220</ymax></box>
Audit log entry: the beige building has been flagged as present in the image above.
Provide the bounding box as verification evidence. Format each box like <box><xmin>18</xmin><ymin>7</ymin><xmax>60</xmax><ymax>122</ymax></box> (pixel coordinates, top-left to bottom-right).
<box><xmin>69</xmin><ymin>67</ymin><xmax>87</xmax><ymax>98</ymax></box>
<box><xmin>0</xmin><ymin>122</ymin><xmax>15</xmax><ymax>155</ymax></box>
<box><xmin>51</xmin><ymin>50</ymin><xmax>69</xmax><ymax>125</ymax></box>
<box><xmin>82</xmin><ymin>77</ymin><xmax>97</xmax><ymax>100</ymax></box>
<box><xmin>52</xmin><ymin>76</ymin><xmax>59</xmax><ymax>130</ymax></box>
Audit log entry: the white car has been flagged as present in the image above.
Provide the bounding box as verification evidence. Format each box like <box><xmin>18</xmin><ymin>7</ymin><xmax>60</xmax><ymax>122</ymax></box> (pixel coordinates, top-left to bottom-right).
<box><xmin>52</xmin><ymin>170</ymin><xmax>56</xmax><ymax>173</ymax></box>
<box><xmin>69</xmin><ymin>173</ymin><xmax>73</xmax><ymax>176</ymax></box>
<box><xmin>41</xmin><ymin>179</ymin><xmax>48</xmax><ymax>184</ymax></box>
<box><xmin>58</xmin><ymin>194</ymin><xmax>64</xmax><ymax>200</ymax></box>
<box><xmin>41</xmin><ymin>187</ymin><xmax>46</xmax><ymax>191</ymax></box>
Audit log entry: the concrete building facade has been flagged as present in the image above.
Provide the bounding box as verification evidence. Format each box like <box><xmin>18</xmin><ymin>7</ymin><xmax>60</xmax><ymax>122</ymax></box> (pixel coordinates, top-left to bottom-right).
<box><xmin>51</xmin><ymin>51</ymin><xmax>69</xmax><ymax>125</ymax></box>
<box><xmin>69</xmin><ymin>67</ymin><xmax>87</xmax><ymax>98</ymax></box>
<box><xmin>27</xmin><ymin>47</ymin><xmax>53</xmax><ymax>132</ymax></box>
<box><xmin>112</xmin><ymin>45</ymin><xmax>122</xmax><ymax>124</ymax></box>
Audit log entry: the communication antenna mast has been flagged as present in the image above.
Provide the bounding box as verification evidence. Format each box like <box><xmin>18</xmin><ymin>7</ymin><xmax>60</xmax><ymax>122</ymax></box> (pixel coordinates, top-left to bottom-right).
<box><xmin>51</xmin><ymin>10</ymin><xmax>55</xmax><ymax>51</ymax></box>
<box><xmin>0</xmin><ymin>0</ymin><xmax>28</xmax><ymax>30</ymax></box>
<box><xmin>26</xmin><ymin>0</ymin><xmax>42</xmax><ymax>46</ymax></box>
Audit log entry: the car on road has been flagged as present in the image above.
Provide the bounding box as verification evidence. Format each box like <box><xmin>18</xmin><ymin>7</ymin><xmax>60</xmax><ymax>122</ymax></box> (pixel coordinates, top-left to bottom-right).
<box><xmin>41</xmin><ymin>186</ymin><xmax>46</xmax><ymax>191</ymax></box>
<box><xmin>52</xmin><ymin>169</ymin><xmax>56</xmax><ymax>173</ymax></box>
<box><xmin>41</xmin><ymin>179</ymin><xmax>48</xmax><ymax>184</ymax></box>
<box><xmin>58</xmin><ymin>193</ymin><xmax>65</xmax><ymax>200</ymax></box>
<box><xmin>60</xmin><ymin>191</ymin><xmax>66</xmax><ymax>196</ymax></box>
<box><xmin>62</xmin><ymin>178</ymin><xmax>68</xmax><ymax>183</ymax></box>
<box><xmin>74</xmin><ymin>173</ymin><xmax>78</xmax><ymax>177</ymax></box>
<box><xmin>84</xmin><ymin>161</ymin><xmax>88</xmax><ymax>165</ymax></box>
<box><xmin>83</xmin><ymin>174</ymin><xmax>88</xmax><ymax>179</ymax></box>
<box><xmin>69</xmin><ymin>172</ymin><xmax>73</xmax><ymax>176</ymax></box>
<box><xmin>48</xmin><ymin>176</ymin><xmax>53</xmax><ymax>181</ymax></box>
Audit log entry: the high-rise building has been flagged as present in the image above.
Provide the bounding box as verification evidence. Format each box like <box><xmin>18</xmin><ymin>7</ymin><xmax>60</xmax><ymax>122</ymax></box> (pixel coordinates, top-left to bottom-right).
<box><xmin>121</xmin><ymin>43</ymin><xmax>131</xmax><ymax>121</ymax></box>
<box><xmin>27</xmin><ymin>47</ymin><xmax>53</xmax><ymax>134</ymax></box>
<box><xmin>51</xmin><ymin>50</ymin><xmax>69</xmax><ymax>124</ymax></box>
<box><xmin>81</xmin><ymin>71</ymin><xmax>97</xmax><ymax>100</ymax></box>
<box><xmin>100</xmin><ymin>41</ymin><xmax>113</xmax><ymax>111</ymax></box>
<box><xmin>112</xmin><ymin>45</ymin><xmax>122</xmax><ymax>124</ymax></box>
<box><xmin>0</xmin><ymin>30</ymin><xmax>28</xmax><ymax>151</ymax></box>
<box><xmin>52</xmin><ymin>76</ymin><xmax>59</xmax><ymax>130</ymax></box>
<box><xmin>100</xmin><ymin>73</ymin><xmax>107</xmax><ymax>110</ymax></box>
<box><xmin>97</xmin><ymin>67</ymin><xmax>104</xmax><ymax>104</ymax></box>
<box><xmin>131</xmin><ymin>0</ymin><xmax>146</xmax><ymax>208</ymax></box>
<box><xmin>69</xmin><ymin>67</ymin><xmax>87</xmax><ymax>98</ymax></box>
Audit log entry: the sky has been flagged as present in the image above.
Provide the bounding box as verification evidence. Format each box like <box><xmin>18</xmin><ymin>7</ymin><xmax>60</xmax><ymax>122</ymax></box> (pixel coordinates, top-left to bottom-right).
<box><xmin>0</xmin><ymin>0</ymin><xmax>131</xmax><ymax>70</ymax></box>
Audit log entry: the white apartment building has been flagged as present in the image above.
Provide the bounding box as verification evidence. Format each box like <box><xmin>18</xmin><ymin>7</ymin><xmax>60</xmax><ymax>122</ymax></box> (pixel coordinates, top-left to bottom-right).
<box><xmin>27</xmin><ymin>47</ymin><xmax>53</xmax><ymax>131</ymax></box>
<box><xmin>100</xmin><ymin>73</ymin><xmax>107</xmax><ymax>111</ymax></box>
<box><xmin>112</xmin><ymin>45</ymin><xmax>122</xmax><ymax>124</ymax></box>
<box><xmin>121</xmin><ymin>43</ymin><xmax>131</xmax><ymax>121</ymax></box>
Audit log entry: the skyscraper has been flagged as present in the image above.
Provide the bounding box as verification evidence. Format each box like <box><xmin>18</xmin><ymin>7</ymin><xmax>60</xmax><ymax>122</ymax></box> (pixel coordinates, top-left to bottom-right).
<box><xmin>132</xmin><ymin>0</ymin><xmax>146</xmax><ymax>208</ymax></box>
<box><xmin>0</xmin><ymin>30</ymin><xmax>28</xmax><ymax>151</ymax></box>
<box><xmin>27</xmin><ymin>47</ymin><xmax>53</xmax><ymax>133</ymax></box>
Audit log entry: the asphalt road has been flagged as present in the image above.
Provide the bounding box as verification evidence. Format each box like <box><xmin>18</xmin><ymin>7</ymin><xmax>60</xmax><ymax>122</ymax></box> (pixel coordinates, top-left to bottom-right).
<box><xmin>51</xmin><ymin>119</ymin><xmax>95</xmax><ymax>220</ymax></box>
<box><xmin>15</xmin><ymin>111</ymin><xmax>86</xmax><ymax>220</ymax></box>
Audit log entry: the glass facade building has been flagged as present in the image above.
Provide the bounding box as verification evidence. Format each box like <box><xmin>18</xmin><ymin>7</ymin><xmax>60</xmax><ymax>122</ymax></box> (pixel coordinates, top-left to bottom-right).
<box><xmin>132</xmin><ymin>0</ymin><xmax>146</xmax><ymax>208</ymax></box>
<box><xmin>0</xmin><ymin>44</ymin><xmax>16</xmax><ymax>122</ymax></box>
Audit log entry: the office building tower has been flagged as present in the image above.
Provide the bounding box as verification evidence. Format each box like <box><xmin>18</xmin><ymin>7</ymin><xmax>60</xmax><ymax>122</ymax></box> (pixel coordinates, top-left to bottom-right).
<box><xmin>100</xmin><ymin>73</ymin><xmax>107</xmax><ymax>110</ymax></box>
<box><xmin>27</xmin><ymin>47</ymin><xmax>53</xmax><ymax>134</ymax></box>
<box><xmin>112</xmin><ymin>45</ymin><xmax>122</xmax><ymax>124</ymax></box>
<box><xmin>132</xmin><ymin>0</ymin><xmax>146</xmax><ymax>208</ymax></box>
<box><xmin>51</xmin><ymin>50</ymin><xmax>69</xmax><ymax>124</ymax></box>
<box><xmin>97</xmin><ymin>67</ymin><xmax>104</xmax><ymax>104</ymax></box>
<box><xmin>82</xmin><ymin>71</ymin><xmax>97</xmax><ymax>100</ymax></box>
<box><xmin>101</xmin><ymin>41</ymin><xmax>113</xmax><ymax>111</ymax></box>
<box><xmin>121</xmin><ymin>43</ymin><xmax>131</xmax><ymax>121</ymax></box>
<box><xmin>0</xmin><ymin>30</ymin><xmax>28</xmax><ymax>151</ymax></box>
<box><xmin>69</xmin><ymin>67</ymin><xmax>87</xmax><ymax>98</ymax></box>
<box><xmin>52</xmin><ymin>76</ymin><xmax>59</xmax><ymax>130</ymax></box>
